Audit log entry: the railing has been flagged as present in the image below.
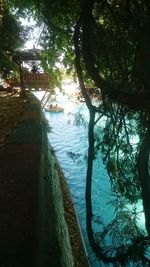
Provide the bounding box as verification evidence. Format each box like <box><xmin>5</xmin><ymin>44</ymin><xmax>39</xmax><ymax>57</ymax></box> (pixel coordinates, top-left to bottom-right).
<box><xmin>8</xmin><ymin>73</ymin><xmax>50</xmax><ymax>90</ymax></box>
<box><xmin>23</xmin><ymin>73</ymin><xmax>50</xmax><ymax>89</ymax></box>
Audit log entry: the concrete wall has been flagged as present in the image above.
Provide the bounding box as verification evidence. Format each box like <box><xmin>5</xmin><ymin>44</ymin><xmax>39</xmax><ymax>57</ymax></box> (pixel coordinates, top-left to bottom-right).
<box><xmin>41</xmin><ymin>118</ymin><xmax>74</xmax><ymax>267</ymax></box>
<box><xmin>5</xmin><ymin>92</ymin><xmax>75</xmax><ymax>267</ymax></box>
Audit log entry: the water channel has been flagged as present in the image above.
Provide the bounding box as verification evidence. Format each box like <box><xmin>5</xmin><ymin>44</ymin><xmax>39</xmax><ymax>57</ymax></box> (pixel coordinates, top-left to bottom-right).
<box><xmin>35</xmin><ymin>91</ymin><xmax>115</xmax><ymax>266</ymax></box>
<box><xmin>35</xmin><ymin>91</ymin><xmax>149</xmax><ymax>267</ymax></box>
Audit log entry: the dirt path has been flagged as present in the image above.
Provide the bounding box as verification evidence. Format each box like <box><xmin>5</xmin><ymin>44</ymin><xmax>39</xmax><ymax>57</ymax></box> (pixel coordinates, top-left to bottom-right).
<box><xmin>0</xmin><ymin>92</ymin><xmax>26</xmax><ymax>150</ymax></box>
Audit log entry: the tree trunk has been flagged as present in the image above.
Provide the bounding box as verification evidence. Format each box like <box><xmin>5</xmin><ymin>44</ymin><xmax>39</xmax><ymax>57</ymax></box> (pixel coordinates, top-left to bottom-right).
<box><xmin>137</xmin><ymin>124</ymin><xmax>150</xmax><ymax>238</ymax></box>
<box><xmin>73</xmin><ymin>2</ymin><xmax>149</xmax><ymax>262</ymax></box>
<box><xmin>19</xmin><ymin>62</ymin><xmax>26</xmax><ymax>98</ymax></box>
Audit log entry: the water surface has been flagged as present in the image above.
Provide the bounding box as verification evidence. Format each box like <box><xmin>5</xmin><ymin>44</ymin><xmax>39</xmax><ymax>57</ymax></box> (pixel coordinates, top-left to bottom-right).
<box><xmin>34</xmin><ymin>91</ymin><xmax>148</xmax><ymax>267</ymax></box>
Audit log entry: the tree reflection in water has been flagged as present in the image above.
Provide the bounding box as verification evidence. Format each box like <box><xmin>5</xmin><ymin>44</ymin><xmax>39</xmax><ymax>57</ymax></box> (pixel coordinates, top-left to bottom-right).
<box><xmin>85</xmin><ymin>99</ymin><xmax>150</xmax><ymax>266</ymax></box>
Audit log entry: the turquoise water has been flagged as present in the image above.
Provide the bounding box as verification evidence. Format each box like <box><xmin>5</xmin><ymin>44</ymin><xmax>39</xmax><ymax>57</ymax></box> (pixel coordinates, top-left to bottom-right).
<box><xmin>34</xmin><ymin>91</ymin><xmax>148</xmax><ymax>266</ymax></box>
<box><xmin>35</xmin><ymin>91</ymin><xmax>114</xmax><ymax>266</ymax></box>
